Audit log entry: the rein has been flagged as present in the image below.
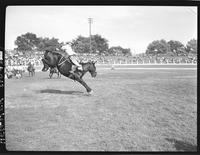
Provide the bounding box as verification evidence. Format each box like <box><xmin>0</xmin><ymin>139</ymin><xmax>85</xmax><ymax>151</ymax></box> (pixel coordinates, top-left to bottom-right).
<box><xmin>57</xmin><ymin>56</ymin><xmax>69</xmax><ymax>66</ymax></box>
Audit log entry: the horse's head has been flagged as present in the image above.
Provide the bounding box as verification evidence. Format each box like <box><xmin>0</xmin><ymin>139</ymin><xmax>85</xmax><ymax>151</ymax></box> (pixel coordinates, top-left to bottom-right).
<box><xmin>82</xmin><ymin>60</ymin><xmax>97</xmax><ymax>78</ymax></box>
<box><xmin>41</xmin><ymin>59</ymin><xmax>49</xmax><ymax>72</ymax></box>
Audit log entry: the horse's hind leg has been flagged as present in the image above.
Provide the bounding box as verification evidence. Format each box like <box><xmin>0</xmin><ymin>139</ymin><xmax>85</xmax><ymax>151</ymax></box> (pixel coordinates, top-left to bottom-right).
<box><xmin>71</xmin><ymin>74</ymin><xmax>92</xmax><ymax>94</ymax></box>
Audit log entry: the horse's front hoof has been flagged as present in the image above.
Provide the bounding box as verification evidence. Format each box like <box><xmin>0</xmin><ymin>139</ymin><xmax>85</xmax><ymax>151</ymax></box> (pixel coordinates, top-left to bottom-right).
<box><xmin>87</xmin><ymin>90</ymin><xmax>93</xmax><ymax>95</ymax></box>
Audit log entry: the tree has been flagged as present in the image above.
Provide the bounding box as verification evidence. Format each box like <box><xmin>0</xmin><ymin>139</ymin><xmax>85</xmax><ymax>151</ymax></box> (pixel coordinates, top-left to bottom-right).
<box><xmin>15</xmin><ymin>32</ymin><xmax>63</xmax><ymax>52</ymax></box>
<box><xmin>71</xmin><ymin>35</ymin><xmax>90</xmax><ymax>54</ymax></box>
<box><xmin>71</xmin><ymin>34</ymin><xmax>109</xmax><ymax>54</ymax></box>
<box><xmin>167</xmin><ymin>40</ymin><xmax>186</xmax><ymax>56</ymax></box>
<box><xmin>122</xmin><ymin>48</ymin><xmax>132</xmax><ymax>56</ymax></box>
<box><xmin>15</xmin><ymin>32</ymin><xmax>40</xmax><ymax>51</ymax></box>
<box><xmin>37</xmin><ymin>37</ymin><xmax>46</xmax><ymax>51</ymax></box>
<box><xmin>186</xmin><ymin>39</ymin><xmax>197</xmax><ymax>54</ymax></box>
<box><xmin>146</xmin><ymin>39</ymin><xmax>170</xmax><ymax>56</ymax></box>
<box><xmin>92</xmin><ymin>34</ymin><xmax>109</xmax><ymax>55</ymax></box>
<box><xmin>38</xmin><ymin>37</ymin><xmax>62</xmax><ymax>51</ymax></box>
<box><xmin>108</xmin><ymin>46</ymin><xmax>132</xmax><ymax>56</ymax></box>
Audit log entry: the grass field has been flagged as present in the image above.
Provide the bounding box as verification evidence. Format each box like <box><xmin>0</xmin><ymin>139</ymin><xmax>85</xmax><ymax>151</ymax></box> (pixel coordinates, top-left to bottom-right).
<box><xmin>5</xmin><ymin>67</ymin><xmax>197</xmax><ymax>151</ymax></box>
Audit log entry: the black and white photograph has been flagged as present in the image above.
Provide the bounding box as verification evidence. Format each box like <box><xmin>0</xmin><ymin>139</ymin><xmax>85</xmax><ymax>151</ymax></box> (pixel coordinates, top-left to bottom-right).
<box><xmin>4</xmin><ymin>5</ymin><xmax>197</xmax><ymax>151</ymax></box>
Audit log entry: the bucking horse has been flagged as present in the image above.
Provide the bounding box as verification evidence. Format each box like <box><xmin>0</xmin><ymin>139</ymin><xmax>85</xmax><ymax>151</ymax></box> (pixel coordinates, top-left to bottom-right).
<box><xmin>42</xmin><ymin>50</ymin><xmax>97</xmax><ymax>95</ymax></box>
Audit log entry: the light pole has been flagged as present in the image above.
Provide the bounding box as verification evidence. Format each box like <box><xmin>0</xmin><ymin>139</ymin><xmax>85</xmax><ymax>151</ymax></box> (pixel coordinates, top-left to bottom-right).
<box><xmin>88</xmin><ymin>18</ymin><xmax>93</xmax><ymax>54</ymax></box>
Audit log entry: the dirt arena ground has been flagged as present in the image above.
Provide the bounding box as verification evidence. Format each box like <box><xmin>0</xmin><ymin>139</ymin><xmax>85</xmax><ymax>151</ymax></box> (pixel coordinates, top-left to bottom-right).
<box><xmin>5</xmin><ymin>66</ymin><xmax>197</xmax><ymax>151</ymax></box>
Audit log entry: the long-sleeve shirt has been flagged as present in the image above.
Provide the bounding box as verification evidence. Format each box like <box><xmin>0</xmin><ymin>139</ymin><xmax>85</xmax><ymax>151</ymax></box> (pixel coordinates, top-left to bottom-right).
<box><xmin>61</xmin><ymin>45</ymin><xmax>76</xmax><ymax>56</ymax></box>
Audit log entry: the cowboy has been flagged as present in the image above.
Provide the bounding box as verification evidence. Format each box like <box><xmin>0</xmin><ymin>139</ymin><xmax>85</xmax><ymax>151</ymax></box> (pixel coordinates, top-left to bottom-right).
<box><xmin>60</xmin><ymin>42</ymin><xmax>83</xmax><ymax>74</ymax></box>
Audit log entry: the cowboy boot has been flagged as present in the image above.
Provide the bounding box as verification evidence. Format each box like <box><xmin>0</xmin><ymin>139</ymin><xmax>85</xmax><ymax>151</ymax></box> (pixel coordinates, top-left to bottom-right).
<box><xmin>77</xmin><ymin>66</ymin><xmax>83</xmax><ymax>71</ymax></box>
<box><xmin>69</xmin><ymin>65</ymin><xmax>76</xmax><ymax>74</ymax></box>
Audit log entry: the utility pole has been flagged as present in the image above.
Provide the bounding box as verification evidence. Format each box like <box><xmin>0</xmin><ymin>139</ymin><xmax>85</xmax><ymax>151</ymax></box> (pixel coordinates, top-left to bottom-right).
<box><xmin>88</xmin><ymin>18</ymin><xmax>93</xmax><ymax>54</ymax></box>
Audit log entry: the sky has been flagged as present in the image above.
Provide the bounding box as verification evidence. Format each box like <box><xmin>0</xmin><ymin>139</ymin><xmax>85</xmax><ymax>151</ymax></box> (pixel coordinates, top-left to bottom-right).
<box><xmin>5</xmin><ymin>6</ymin><xmax>197</xmax><ymax>54</ymax></box>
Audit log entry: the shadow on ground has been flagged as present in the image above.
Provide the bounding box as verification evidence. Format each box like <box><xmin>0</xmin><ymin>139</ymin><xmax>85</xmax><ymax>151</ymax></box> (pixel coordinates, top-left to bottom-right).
<box><xmin>42</xmin><ymin>77</ymin><xmax>62</xmax><ymax>79</ymax></box>
<box><xmin>166</xmin><ymin>138</ymin><xmax>197</xmax><ymax>151</ymax></box>
<box><xmin>24</xmin><ymin>75</ymin><xmax>35</xmax><ymax>77</ymax></box>
<box><xmin>39</xmin><ymin>89</ymin><xmax>84</xmax><ymax>95</ymax></box>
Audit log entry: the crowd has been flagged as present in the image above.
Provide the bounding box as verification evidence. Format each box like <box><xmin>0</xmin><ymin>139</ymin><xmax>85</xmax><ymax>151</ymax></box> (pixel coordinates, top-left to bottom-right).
<box><xmin>4</xmin><ymin>50</ymin><xmax>197</xmax><ymax>79</ymax></box>
<box><xmin>77</xmin><ymin>54</ymin><xmax>197</xmax><ymax>64</ymax></box>
<box><xmin>5</xmin><ymin>51</ymin><xmax>43</xmax><ymax>67</ymax></box>
<box><xmin>5</xmin><ymin>50</ymin><xmax>197</xmax><ymax>68</ymax></box>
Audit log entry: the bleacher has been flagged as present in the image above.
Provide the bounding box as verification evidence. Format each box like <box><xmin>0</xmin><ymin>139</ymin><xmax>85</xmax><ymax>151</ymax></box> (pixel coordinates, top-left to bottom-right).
<box><xmin>4</xmin><ymin>50</ymin><xmax>197</xmax><ymax>72</ymax></box>
<box><xmin>78</xmin><ymin>54</ymin><xmax>197</xmax><ymax>65</ymax></box>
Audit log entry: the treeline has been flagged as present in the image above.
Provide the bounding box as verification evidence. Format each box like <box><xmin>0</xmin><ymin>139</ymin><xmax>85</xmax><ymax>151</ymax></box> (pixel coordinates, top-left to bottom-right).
<box><xmin>14</xmin><ymin>32</ymin><xmax>197</xmax><ymax>57</ymax></box>
<box><xmin>14</xmin><ymin>32</ymin><xmax>131</xmax><ymax>56</ymax></box>
<box><xmin>146</xmin><ymin>39</ymin><xmax>197</xmax><ymax>56</ymax></box>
